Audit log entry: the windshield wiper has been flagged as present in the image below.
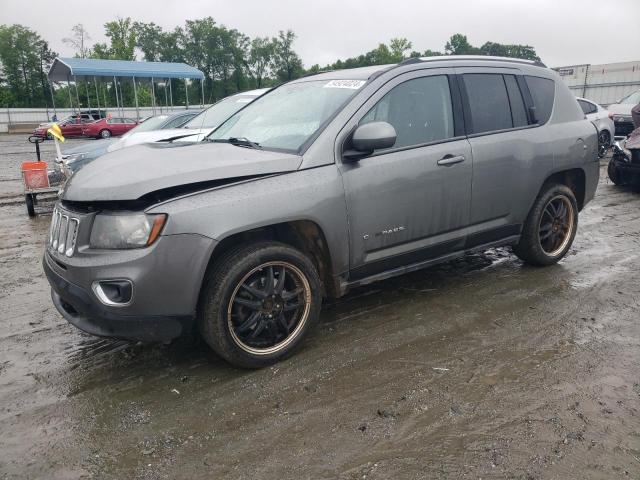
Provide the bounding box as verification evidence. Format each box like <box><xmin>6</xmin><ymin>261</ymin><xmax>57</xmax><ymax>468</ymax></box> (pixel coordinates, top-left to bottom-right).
<box><xmin>210</xmin><ymin>137</ymin><xmax>261</xmax><ymax>149</ymax></box>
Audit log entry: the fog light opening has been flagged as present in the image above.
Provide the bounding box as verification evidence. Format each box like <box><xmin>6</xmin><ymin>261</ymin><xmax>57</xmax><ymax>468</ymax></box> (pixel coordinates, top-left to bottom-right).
<box><xmin>92</xmin><ymin>280</ymin><xmax>133</xmax><ymax>306</ymax></box>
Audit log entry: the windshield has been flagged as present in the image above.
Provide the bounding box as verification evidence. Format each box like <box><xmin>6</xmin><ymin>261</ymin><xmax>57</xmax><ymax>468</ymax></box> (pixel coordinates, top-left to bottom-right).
<box><xmin>208</xmin><ymin>80</ymin><xmax>364</xmax><ymax>152</ymax></box>
<box><xmin>619</xmin><ymin>90</ymin><xmax>640</xmax><ymax>105</ymax></box>
<box><xmin>185</xmin><ymin>95</ymin><xmax>257</xmax><ymax>129</ymax></box>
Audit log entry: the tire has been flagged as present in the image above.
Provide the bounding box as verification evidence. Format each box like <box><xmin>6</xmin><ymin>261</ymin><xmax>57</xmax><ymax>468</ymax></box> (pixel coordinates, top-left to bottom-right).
<box><xmin>198</xmin><ymin>242</ymin><xmax>322</xmax><ymax>368</ymax></box>
<box><xmin>597</xmin><ymin>130</ymin><xmax>610</xmax><ymax>158</ymax></box>
<box><xmin>607</xmin><ymin>159</ymin><xmax>626</xmax><ymax>186</ymax></box>
<box><xmin>99</xmin><ymin>129</ymin><xmax>111</xmax><ymax>139</ymax></box>
<box><xmin>25</xmin><ymin>194</ymin><xmax>35</xmax><ymax>217</ymax></box>
<box><xmin>513</xmin><ymin>184</ymin><xmax>578</xmax><ymax>266</ymax></box>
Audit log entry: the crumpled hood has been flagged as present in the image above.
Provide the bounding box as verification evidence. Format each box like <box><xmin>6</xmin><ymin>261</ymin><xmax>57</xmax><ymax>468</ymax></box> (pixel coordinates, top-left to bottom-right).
<box><xmin>62</xmin><ymin>142</ymin><xmax>302</xmax><ymax>201</ymax></box>
<box><xmin>108</xmin><ymin>127</ymin><xmax>208</xmax><ymax>151</ymax></box>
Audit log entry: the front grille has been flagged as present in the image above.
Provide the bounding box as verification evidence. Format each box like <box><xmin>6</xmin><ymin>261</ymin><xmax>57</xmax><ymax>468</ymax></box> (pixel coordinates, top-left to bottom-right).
<box><xmin>615</xmin><ymin>121</ymin><xmax>635</xmax><ymax>137</ymax></box>
<box><xmin>49</xmin><ymin>206</ymin><xmax>80</xmax><ymax>257</ymax></box>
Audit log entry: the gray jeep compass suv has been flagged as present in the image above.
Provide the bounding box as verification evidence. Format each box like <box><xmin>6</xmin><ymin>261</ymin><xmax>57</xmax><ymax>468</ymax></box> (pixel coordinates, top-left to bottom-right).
<box><xmin>44</xmin><ymin>56</ymin><xmax>599</xmax><ymax>368</ymax></box>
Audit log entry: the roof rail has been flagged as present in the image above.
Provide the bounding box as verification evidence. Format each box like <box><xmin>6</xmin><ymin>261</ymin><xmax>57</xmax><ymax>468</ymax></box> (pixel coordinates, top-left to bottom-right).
<box><xmin>300</xmin><ymin>69</ymin><xmax>333</xmax><ymax>78</ymax></box>
<box><xmin>410</xmin><ymin>55</ymin><xmax>547</xmax><ymax>68</ymax></box>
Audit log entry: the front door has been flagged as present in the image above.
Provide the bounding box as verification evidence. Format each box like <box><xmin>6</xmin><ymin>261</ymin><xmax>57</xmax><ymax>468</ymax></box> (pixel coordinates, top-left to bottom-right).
<box><xmin>338</xmin><ymin>70</ymin><xmax>473</xmax><ymax>278</ymax></box>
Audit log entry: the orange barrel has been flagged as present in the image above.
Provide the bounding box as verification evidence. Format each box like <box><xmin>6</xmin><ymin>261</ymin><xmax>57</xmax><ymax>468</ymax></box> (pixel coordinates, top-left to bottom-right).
<box><xmin>21</xmin><ymin>162</ymin><xmax>50</xmax><ymax>189</ymax></box>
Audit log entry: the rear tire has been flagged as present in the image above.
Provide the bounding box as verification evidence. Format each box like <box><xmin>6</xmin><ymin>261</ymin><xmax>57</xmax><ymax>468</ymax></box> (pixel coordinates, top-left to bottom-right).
<box><xmin>198</xmin><ymin>242</ymin><xmax>322</xmax><ymax>369</ymax></box>
<box><xmin>99</xmin><ymin>129</ymin><xmax>111</xmax><ymax>139</ymax></box>
<box><xmin>513</xmin><ymin>184</ymin><xmax>578</xmax><ymax>266</ymax></box>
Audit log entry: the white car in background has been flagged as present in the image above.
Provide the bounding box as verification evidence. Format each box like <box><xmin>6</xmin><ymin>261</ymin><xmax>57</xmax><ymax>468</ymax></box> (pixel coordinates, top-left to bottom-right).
<box><xmin>577</xmin><ymin>97</ymin><xmax>615</xmax><ymax>157</ymax></box>
<box><xmin>107</xmin><ymin>88</ymin><xmax>269</xmax><ymax>151</ymax></box>
<box><xmin>606</xmin><ymin>89</ymin><xmax>639</xmax><ymax>138</ymax></box>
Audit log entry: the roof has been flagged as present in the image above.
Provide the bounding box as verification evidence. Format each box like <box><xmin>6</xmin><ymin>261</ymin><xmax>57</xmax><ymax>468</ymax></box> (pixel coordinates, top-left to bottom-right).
<box><xmin>48</xmin><ymin>57</ymin><xmax>205</xmax><ymax>82</ymax></box>
<box><xmin>293</xmin><ymin>56</ymin><xmax>547</xmax><ymax>83</ymax></box>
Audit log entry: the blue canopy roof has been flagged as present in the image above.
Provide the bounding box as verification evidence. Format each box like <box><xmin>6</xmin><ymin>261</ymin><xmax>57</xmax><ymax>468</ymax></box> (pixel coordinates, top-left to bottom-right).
<box><xmin>48</xmin><ymin>57</ymin><xmax>205</xmax><ymax>82</ymax></box>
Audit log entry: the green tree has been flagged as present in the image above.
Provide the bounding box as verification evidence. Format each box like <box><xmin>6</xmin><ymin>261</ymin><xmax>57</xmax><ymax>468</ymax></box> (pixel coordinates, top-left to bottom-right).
<box><xmin>0</xmin><ymin>24</ymin><xmax>57</xmax><ymax>107</ymax></box>
<box><xmin>104</xmin><ymin>17</ymin><xmax>136</xmax><ymax>60</ymax></box>
<box><xmin>480</xmin><ymin>41</ymin><xmax>540</xmax><ymax>61</ymax></box>
<box><xmin>389</xmin><ymin>37</ymin><xmax>412</xmax><ymax>62</ymax></box>
<box><xmin>272</xmin><ymin>30</ymin><xmax>303</xmax><ymax>82</ymax></box>
<box><xmin>246</xmin><ymin>37</ymin><xmax>275</xmax><ymax>88</ymax></box>
<box><xmin>445</xmin><ymin>34</ymin><xmax>479</xmax><ymax>55</ymax></box>
<box><xmin>133</xmin><ymin>22</ymin><xmax>164</xmax><ymax>61</ymax></box>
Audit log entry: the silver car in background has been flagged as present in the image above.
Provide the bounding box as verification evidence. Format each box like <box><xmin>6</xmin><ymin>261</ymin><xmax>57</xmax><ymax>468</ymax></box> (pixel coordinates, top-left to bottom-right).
<box><xmin>607</xmin><ymin>89</ymin><xmax>640</xmax><ymax>138</ymax></box>
<box><xmin>109</xmin><ymin>88</ymin><xmax>269</xmax><ymax>148</ymax></box>
<box><xmin>58</xmin><ymin>89</ymin><xmax>267</xmax><ymax>173</ymax></box>
<box><xmin>577</xmin><ymin>97</ymin><xmax>614</xmax><ymax>157</ymax></box>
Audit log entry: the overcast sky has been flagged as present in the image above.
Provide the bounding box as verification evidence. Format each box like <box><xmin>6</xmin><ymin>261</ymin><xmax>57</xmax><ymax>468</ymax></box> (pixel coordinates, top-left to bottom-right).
<box><xmin>2</xmin><ymin>0</ymin><xmax>639</xmax><ymax>68</ymax></box>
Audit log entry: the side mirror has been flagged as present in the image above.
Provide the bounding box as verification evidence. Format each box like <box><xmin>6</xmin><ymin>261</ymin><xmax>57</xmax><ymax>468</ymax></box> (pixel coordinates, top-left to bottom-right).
<box><xmin>528</xmin><ymin>106</ymin><xmax>538</xmax><ymax>124</ymax></box>
<box><xmin>344</xmin><ymin>121</ymin><xmax>397</xmax><ymax>161</ymax></box>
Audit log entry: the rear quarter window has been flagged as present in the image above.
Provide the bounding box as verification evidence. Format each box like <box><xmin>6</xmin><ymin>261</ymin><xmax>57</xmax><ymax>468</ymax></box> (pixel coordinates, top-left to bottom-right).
<box><xmin>525</xmin><ymin>76</ymin><xmax>555</xmax><ymax>125</ymax></box>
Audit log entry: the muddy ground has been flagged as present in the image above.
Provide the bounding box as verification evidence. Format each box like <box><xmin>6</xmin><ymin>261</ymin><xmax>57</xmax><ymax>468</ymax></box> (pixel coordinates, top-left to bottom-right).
<box><xmin>1</xmin><ymin>133</ymin><xmax>639</xmax><ymax>480</ymax></box>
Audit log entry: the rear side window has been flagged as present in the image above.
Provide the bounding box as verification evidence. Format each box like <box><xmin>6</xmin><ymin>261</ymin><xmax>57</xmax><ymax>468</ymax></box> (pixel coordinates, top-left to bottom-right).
<box><xmin>578</xmin><ymin>99</ymin><xmax>597</xmax><ymax>115</ymax></box>
<box><xmin>360</xmin><ymin>75</ymin><xmax>455</xmax><ymax>149</ymax></box>
<box><xmin>525</xmin><ymin>76</ymin><xmax>555</xmax><ymax>124</ymax></box>
<box><xmin>504</xmin><ymin>75</ymin><xmax>529</xmax><ymax>128</ymax></box>
<box><xmin>462</xmin><ymin>74</ymin><xmax>512</xmax><ymax>134</ymax></box>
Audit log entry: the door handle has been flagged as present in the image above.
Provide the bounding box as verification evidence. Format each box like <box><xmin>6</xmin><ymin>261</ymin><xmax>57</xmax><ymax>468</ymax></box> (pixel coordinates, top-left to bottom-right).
<box><xmin>437</xmin><ymin>154</ymin><xmax>466</xmax><ymax>166</ymax></box>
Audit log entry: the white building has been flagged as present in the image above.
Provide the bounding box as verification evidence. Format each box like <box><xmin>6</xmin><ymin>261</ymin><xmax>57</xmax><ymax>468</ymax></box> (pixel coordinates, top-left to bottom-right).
<box><xmin>554</xmin><ymin>60</ymin><xmax>640</xmax><ymax>106</ymax></box>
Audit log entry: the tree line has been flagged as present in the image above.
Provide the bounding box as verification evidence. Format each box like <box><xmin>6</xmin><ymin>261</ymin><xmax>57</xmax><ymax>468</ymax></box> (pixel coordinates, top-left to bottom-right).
<box><xmin>0</xmin><ymin>19</ymin><xmax>541</xmax><ymax>110</ymax></box>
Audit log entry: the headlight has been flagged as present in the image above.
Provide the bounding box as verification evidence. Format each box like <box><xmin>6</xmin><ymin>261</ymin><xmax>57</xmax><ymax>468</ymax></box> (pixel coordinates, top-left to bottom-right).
<box><xmin>90</xmin><ymin>213</ymin><xmax>167</xmax><ymax>249</ymax></box>
<box><xmin>613</xmin><ymin>115</ymin><xmax>632</xmax><ymax>123</ymax></box>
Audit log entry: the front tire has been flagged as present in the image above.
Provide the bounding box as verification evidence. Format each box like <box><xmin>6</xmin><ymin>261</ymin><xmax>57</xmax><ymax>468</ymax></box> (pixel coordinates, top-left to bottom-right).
<box><xmin>608</xmin><ymin>158</ymin><xmax>626</xmax><ymax>186</ymax></box>
<box><xmin>25</xmin><ymin>194</ymin><xmax>35</xmax><ymax>217</ymax></box>
<box><xmin>198</xmin><ymin>242</ymin><xmax>322</xmax><ymax>368</ymax></box>
<box><xmin>513</xmin><ymin>184</ymin><xmax>578</xmax><ymax>266</ymax></box>
<box><xmin>99</xmin><ymin>129</ymin><xmax>111</xmax><ymax>139</ymax></box>
<box><xmin>598</xmin><ymin>130</ymin><xmax>610</xmax><ymax>158</ymax></box>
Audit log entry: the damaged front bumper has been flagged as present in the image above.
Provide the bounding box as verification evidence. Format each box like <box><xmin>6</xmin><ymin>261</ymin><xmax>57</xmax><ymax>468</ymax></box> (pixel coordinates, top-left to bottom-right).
<box><xmin>43</xmin><ymin>227</ymin><xmax>216</xmax><ymax>342</ymax></box>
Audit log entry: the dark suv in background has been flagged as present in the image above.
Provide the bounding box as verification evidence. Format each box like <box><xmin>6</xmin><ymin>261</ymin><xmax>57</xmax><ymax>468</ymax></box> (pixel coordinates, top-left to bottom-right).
<box><xmin>44</xmin><ymin>56</ymin><xmax>599</xmax><ymax>368</ymax></box>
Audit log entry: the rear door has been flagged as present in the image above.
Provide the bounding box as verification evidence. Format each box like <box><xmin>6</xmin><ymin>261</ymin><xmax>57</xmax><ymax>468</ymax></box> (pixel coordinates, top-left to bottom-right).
<box><xmin>108</xmin><ymin>118</ymin><xmax>126</xmax><ymax>135</ymax></box>
<box><xmin>457</xmin><ymin>68</ymin><xmax>548</xmax><ymax>238</ymax></box>
<box><xmin>338</xmin><ymin>69</ymin><xmax>473</xmax><ymax>277</ymax></box>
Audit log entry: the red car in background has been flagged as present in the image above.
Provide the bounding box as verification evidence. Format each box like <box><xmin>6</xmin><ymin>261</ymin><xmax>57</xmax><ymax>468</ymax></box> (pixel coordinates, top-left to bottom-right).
<box><xmin>33</xmin><ymin>116</ymin><xmax>96</xmax><ymax>139</ymax></box>
<box><xmin>82</xmin><ymin>117</ymin><xmax>138</xmax><ymax>139</ymax></box>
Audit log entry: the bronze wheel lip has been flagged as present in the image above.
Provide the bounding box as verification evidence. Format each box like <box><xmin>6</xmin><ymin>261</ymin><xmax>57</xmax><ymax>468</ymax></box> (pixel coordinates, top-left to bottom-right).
<box><xmin>538</xmin><ymin>195</ymin><xmax>575</xmax><ymax>257</ymax></box>
<box><xmin>227</xmin><ymin>261</ymin><xmax>311</xmax><ymax>356</ymax></box>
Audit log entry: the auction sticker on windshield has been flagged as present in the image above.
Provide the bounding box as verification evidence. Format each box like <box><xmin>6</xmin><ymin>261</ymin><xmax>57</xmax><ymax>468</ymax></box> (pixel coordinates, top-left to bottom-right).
<box><xmin>323</xmin><ymin>80</ymin><xmax>366</xmax><ymax>89</ymax></box>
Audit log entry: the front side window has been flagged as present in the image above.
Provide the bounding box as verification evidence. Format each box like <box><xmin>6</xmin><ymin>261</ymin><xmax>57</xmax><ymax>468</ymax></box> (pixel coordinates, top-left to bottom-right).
<box><xmin>525</xmin><ymin>76</ymin><xmax>555</xmax><ymax>124</ymax></box>
<box><xmin>209</xmin><ymin>80</ymin><xmax>363</xmax><ymax>152</ymax></box>
<box><xmin>463</xmin><ymin>73</ymin><xmax>513</xmax><ymax>134</ymax></box>
<box><xmin>360</xmin><ymin>75</ymin><xmax>454</xmax><ymax>149</ymax></box>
